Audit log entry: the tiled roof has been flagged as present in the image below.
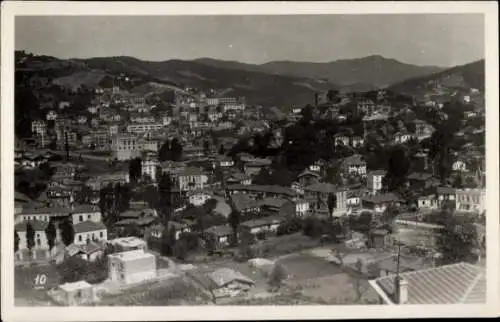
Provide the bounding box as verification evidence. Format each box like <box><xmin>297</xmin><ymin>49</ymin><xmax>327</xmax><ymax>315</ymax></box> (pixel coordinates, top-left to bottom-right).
<box><xmin>297</xmin><ymin>169</ymin><xmax>321</xmax><ymax>179</ymax></box>
<box><xmin>341</xmin><ymin>154</ymin><xmax>366</xmax><ymax>166</ymax></box>
<box><xmin>204</xmin><ymin>225</ymin><xmax>232</xmax><ymax>237</ymax></box>
<box><xmin>208</xmin><ymin>268</ymin><xmax>255</xmax><ymax>288</ymax></box>
<box><xmin>15</xmin><ymin>220</ymin><xmax>49</xmax><ymax>231</ymax></box>
<box><xmin>369</xmin><ymin>170</ymin><xmax>387</xmax><ymax>176</ymax></box>
<box><xmin>304</xmin><ymin>182</ymin><xmax>338</xmax><ymax>194</ymax></box>
<box><xmin>241</xmin><ymin>216</ymin><xmax>284</xmax><ymax>228</ymax></box>
<box><xmin>436</xmin><ymin>186</ymin><xmax>457</xmax><ymax>194</ymax></box>
<box><xmin>230</xmin><ymin>193</ymin><xmax>259</xmax><ymax>212</ymax></box>
<box><xmin>74</xmin><ymin>220</ymin><xmax>107</xmax><ymax>233</ymax></box>
<box><xmin>372</xmin><ymin>262</ymin><xmax>485</xmax><ymax>304</ymax></box>
<box><xmin>408</xmin><ymin>172</ymin><xmax>434</xmax><ymax>181</ymax></box>
<box><xmin>258</xmin><ymin>198</ymin><xmax>288</xmax><ymax>209</ymax></box>
<box><xmin>179</xmin><ymin>167</ymin><xmax>205</xmax><ymax>176</ymax></box>
<box><xmin>226</xmin><ymin>184</ymin><xmax>296</xmax><ymax>197</ymax></box>
<box><xmin>362</xmin><ymin>193</ymin><xmax>401</xmax><ymax>204</ymax></box>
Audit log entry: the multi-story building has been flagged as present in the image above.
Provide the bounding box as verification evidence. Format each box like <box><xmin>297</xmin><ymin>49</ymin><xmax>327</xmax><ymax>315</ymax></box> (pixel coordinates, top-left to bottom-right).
<box><xmin>129</xmin><ymin>113</ymin><xmax>155</xmax><ymax>124</ymax></box>
<box><xmin>341</xmin><ymin>154</ymin><xmax>367</xmax><ymax>177</ymax></box>
<box><xmin>86</xmin><ymin>171</ymin><xmax>130</xmax><ymax>191</ymax></box>
<box><xmin>92</xmin><ymin>129</ymin><xmax>110</xmax><ymax>150</ymax></box>
<box><xmin>367</xmin><ymin>170</ymin><xmax>386</xmax><ymax>194</ymax></box>
<box><xmin>127</xmin><ymin>122</ymin><xmax>164</xmax><ymax>134</ymax></box>
<box><xmin>73</xmin><ymin>221</ymin><xmax>108</xmax><ymax>245</ymax></box>
<box><xmin>177</xmin><ymin>167</ymin><xmax>209</xmax><ymax>192</ymax></box>
<box><xmin>141</xmin><ymin>156</ymin><xmax>160</xmax><ymax>182</ymax></box>
<box><xmin>111</xmin><ymin>133</ymin><xmax>142</xmax><ymax>161</ymax></box>
<box><xmin>31</xmin><ymin>120</ymin><xmax>47</xmax><ymax>137</ymax></box>
<box><xmin>455</xmin><ymin>188</ymin><xmax>486</xmax><ymax>213</ymax></box>
<box><xmin>206</xmin><ymin>97</ymin><xmax>220</xmax><ymax>106</ymax></box>
<box><xmin>107</xmin><ymin>249</ymin><xmax>156</xmax><ymax>285</ymax></box>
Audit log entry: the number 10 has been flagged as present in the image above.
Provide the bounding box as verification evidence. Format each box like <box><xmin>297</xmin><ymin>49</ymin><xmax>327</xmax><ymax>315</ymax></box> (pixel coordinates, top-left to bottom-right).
<box><xmin>34</xmin><ymin>274</ymin><xmax>47</xmax><ymax>285</ymax></box>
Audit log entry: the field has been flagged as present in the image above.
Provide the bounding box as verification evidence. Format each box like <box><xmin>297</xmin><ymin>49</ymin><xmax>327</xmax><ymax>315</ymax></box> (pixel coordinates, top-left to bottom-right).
<box><xmin>255</xmin><ymin>233</ymin><xmax>323</xmax><ymax>258</ymax></box>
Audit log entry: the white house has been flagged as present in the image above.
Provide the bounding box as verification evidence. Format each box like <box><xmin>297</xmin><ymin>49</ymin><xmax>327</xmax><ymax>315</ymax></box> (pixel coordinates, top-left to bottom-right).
<box><xmin>455</xmin><ymin>188</ymin><xmax>485</xmax><ymax>213</ymax></box>
<box><xmin>452</xmin><ymin>160</ymin><xmax>468</xmax><ymax>172</ymax></box>
<box><xmin>108</xmin><ymin>249</ymin><xmax>157</xmax><ymax>285</ymax></box>
<box><xmin>295</xmin><ymin>199</ymin><xmax>310</xmax><ymax>217</ymax></box>
<box><xmin>73</xmin><ymin>221</ymin><xmax>108</xmax><ymax>245</ymax></box>
<box><xmin>188</xmin><ymin>190</ymin><xmax>213</xmax><ymax>207</ymax></box>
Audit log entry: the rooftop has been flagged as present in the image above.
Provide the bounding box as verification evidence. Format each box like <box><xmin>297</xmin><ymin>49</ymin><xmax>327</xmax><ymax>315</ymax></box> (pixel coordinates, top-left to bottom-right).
<box><xmin>15</xmin><ymin>220</ymin><xmax>49</xmax><ymax>232</ymax></box>
<box><xmin>230</xmin><ymin>193</ymin><xmax>259</xmax><ymax>212</ymax></box>
<box><xmin>109</xmin><ymin>236</ymin><xmax>146</xmax><ymax>248</ymax></box>
<box><xmin>74</xmin><ymin>220</ymin><xmax>107</xmax><ymax>234</ymax></box>
<box><xmin>208</xmin><ymin>268</ymin><xmax>255</xmax><ymax>288</ymax></box>
<box><xmin>204</xmin><ymin>224</ymin><xmax>233</xmax><ymax>237</ymax></box>
<box><xmin>304</xmin><ymin>182</ymin><xmax>338</xmax><ymax>194</ymax></box>
<box><xmin>109</xmin><ymin>249</ymin><xmax>155</xmax><ymax>262</ymax></box>
<box><xmin>362</xmin><ymin>193</ymin><xmax>401</xmax><ymax>204</ymax></box>
<box><xmin>371</xmin><ymin>262</ymin><xmax>486</xmax><ymax>304</ymax></box>
<box><xmin>59</xmin><ymin>280</ymin><xmax>93</xmax><ymax>292</ymax></box>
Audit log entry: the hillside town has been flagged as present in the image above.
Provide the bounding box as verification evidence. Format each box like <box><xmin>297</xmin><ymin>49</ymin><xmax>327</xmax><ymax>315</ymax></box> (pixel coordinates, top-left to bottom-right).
<box><xmin>14</xmin><ymin>48</ymin><xmax>487</xmax><ymax>307</ymax></box>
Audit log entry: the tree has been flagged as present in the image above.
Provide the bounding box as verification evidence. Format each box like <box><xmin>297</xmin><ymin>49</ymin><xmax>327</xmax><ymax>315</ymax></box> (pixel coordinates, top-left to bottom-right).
<box><xmin>129</xmin><ymin>157</ymin><xmax>142</xmax><ymax>182</ymax></box>
<box><xmin>203</xmin><ymin>140</ymin><xmax>210</xmax><ymax>156</ymax></box>
<box><xmin>160</xmin><ymin>225</ymin><xmax>178</xmax><ymax>256</ymax></box>
<box><xmin>158</xmin><ymin>173</ymin><xmax>173</xmax><ymax>223</ymax></box>
<box><xmin>383</xmin><ymin>145</ymin><xmax>410</xmax><ymax>191</ymax></box>
<box><xmin>268</xmin><ymin>263</ymin><xmax>287</xmax><ymax>292</ymax></box>
<box><xmin>218</xmin><ymin>144</ymin><xmax>225</xmax><ymax>155</ymax></box>
<box><xmin>173</xmin><ymin>238</ymin><xmax>189</xmax><ymax>261</ymax></box>
<box><xmin>75</xmin><ymin>185</ymin><xmax>93</xmax><ymax>205</ymax></box>
<box><xmin>327</xmin><ymin>193</ymin><xmax>337</xmax><ymax>222</ymax></box>
<box><xmin>228</xmin><ymin>210</ymin><xmax>241</xmax><ymax>246</ymax></box>
<box><xmin>14</xmin><ymin>230</ymin><xmax>20</xmax><ymax>253</ymax></box>
<box><xmin>57</xmin><ymin>256</ymin><xmax>88</xmax><ymax>283</ymax></box>
<box><xmin>159</xmin><ymin>139</ymin><xmax>171</xmax><ymax>162</ymax></box>
<box><xmin>45</xmin><ymin>219</ymin><xmax>57</xmax><ymax>251</ymax></box>
<box><xmin>436</xmin><ymin>211</ymin><xmax>478</xmax><ymax>265</ymax></box>
<box><xmin>170</xmin><ymin>138</ymin><xmax>183</xmax><ymax>161</ymax></box>
<box><xmin>351</xmin><ymin>259</ymin><xmax>370</xmax><ymax>302</ymax></box>
<box><xmin>26</xmin><ymin>223</ymin><xmax>35</xmax><ymax>258</ymax></box>
<box><xmin>59</xmin><ymin>219</ymin><xmax>75</xmax><ymax>246</ymax></box>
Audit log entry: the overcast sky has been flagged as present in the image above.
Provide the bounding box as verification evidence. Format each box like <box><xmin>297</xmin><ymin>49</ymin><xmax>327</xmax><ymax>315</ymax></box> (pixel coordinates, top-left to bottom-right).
<box><xmin>15</xmin><ymin>14</ymin><xmax>484</xmax><ymax>67</ymax></box>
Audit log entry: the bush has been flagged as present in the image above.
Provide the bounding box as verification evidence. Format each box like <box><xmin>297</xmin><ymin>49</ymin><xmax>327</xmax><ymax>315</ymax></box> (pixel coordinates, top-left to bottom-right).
<box><xmin>256</xmin><ymin>231</ymin><xmax>267</xmax><ymax>240</ymax></box>
<box><xmin>277</xmin><ymin>217</ymin><xmax>304</xmax><ymax>236</ymax></box>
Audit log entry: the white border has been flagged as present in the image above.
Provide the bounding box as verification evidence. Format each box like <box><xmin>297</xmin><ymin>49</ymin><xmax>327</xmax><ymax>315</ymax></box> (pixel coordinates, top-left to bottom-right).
<box><xmin>1</xmin><ymin>1</ymin><xmax>499</xmax><ymax>321</ymax></box>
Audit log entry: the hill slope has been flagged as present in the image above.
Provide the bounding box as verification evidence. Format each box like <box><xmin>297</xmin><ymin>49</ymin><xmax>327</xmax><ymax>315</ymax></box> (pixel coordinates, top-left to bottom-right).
<box><xmin>389</xmin><ymin>59</ymin><xmax>485</xmax><ymax>95</ymax></box>
<box><xmin>194</xmin><ymin>55</ymin><xmax>444</xmax><ymax>90</ymax></box>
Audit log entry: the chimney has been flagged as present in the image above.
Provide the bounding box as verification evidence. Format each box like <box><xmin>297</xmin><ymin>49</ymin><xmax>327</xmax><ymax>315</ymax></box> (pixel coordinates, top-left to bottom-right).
<box><xmin>394</xmin><ymin>276</ymin><xmax>408</xmax><ymax>304</ymax></box>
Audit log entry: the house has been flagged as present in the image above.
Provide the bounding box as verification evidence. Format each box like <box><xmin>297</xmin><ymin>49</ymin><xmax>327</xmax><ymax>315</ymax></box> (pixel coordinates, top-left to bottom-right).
<box><xmin>412</xmin><ymin>119</ymin><xmax>435</xmax><ymax>140</ymax></box>
<box><xmin>241</xmin><ymin>216</ymin><xmax>283</xmax><ymax>235</ymax></box>
<box><xmin>361</xmin><ymin>193</ymin><xmax>401</xmax><ymax>213</ymax></box>
<box><xmin>73</xmin><ymin>221</ymin><xmax>107</xmax><ymax>245</ymax></box>
<box><xmin>204</xmin><ymin>225</ymin><xmax>233</xmax><ymax>248</ymax></box>
<box><xmin>216</xmin><ymin>156</ymin><xmax>235</xmax><ymax>169</ymax></box>
<box><xmin>207</xmin><ymin>268</ymin><xmax>255</xmax><ymax>299</ymax></box>
<box><xmin>346</xmin><ymin>189</ymin><xmax>371</xmax><ymax>208</ymax></box>
<box><xmin>188</xmin><ymin>190</ymin><xmax>213</xmax><ymax>207</ymax></box>
<box><xmin>393</xmin><ymin>131</ymin><xmax>414</xmax><ymax>144</ymax></box>
<box><xmin>242</xmin><ymin>157</ymin><xmax>272</xmax><ymax>177</ymax></box>
<box><xmin>367</xmin><ymin>170</ymin><xmax>386</xmax><ymax>194</ymax></box>
<box><xmin>14</xmin><ymin>220</ymin><xmax>51</xmax><ymax>262</ymax></box>
<box><xmin>370</xmin><ymin>229</ymin><xmax>392</xmax><ymax>248</ymax></box>
<box><xmin>50</xmin><ymin>281</ymin><xmax>98</xmax><ymax>306</ymax></box>
<box><xmin>225</xmin><ymin>172</ymin><xmax>252</xmax><ymax>186</ymax></box>
<box><xmin>452</xmin><ymin>159</ymin><xmax>468</xmax><ymax>172</ymax></box>
<box><xmin>371</xmin><ymin>254</ymin><xmax>430</xmax><ymax>278</ymax></box>
<box><xmin>340</xmin><ymin>154</ymin><xmax>367</xmax><ymax>177</ymax></box>
<box><xmin>334</xmin><ymin>134</ymin><xmax>350</xmax><ymax>147</ymax></box>
<box><xmin>369</xmin><ymin>262</ymin><xmax>485</xmax><ymax>304</ymax></box>
<box><xmin>407</xmin><ymin>172</ymin><xmax>439</xmax><ymax>190</ymax></box>
<box><xmin>357</xmin><ymin>100</ymin><xmax>376</xmax><ymax>116</ymax></box>
<box><xmin>351</xmin><ymin>136</ymin><xmax>365</xmax><ymax>148</ymax></box>
<box><xmin>109</xmin><ymin>236</ymin><xmax>148</xmax><ymax>252</ymax></box>
<box><xmin>226</xmin><ymin>184</ymin><xmax>297</xmax><ymax>200</ymax></box>
<box><xmin>177</xmin><ymin>167</ymin><xmax>209</xmax><ymax>192</ymax></box>
<box><xmin>258</xmin><ymin>198</ymin><xmax>290</xmax><ymax>215</ymax></box>
<box><xmin>108</xmin><ymin>249</ymin><xmax>157</xmax><ymax>285</ymax></box>
<box><xmin>46</xmin><ymin>110</ymin><xmax>58</xmax><ymax>121</ymax></box>
<box><xmin>141</xmin><ymin>156</ymin><xmax>160</xmax><ymax>182</ymax></box>
<box><xmin>455</xmin><ymin>188</ymin><xmax>486</xmax><ymax>213</ymax></box>
<box><xmin>86</xmin><ymin>172</ymin><xmax>130</xmax><ymax>191</ymax></box>
<box><xmin>230</xmin><ymin>193</ymin><xmax>260</xmax><ymax>214</ymax></box>
<box><xmin>294</xmin><ymin>199</ymin><xmax>311</xmax><ymax>217</ymax></box>
<box><xmin>66</xmin><ymin>241</ymin><xmax>106</xmax><ymax>262</ymax></box>
<box><xmin>436</xmin><ymin>186</ymin><xmax>456</xmax><ymax>206</ymax></box>
<box><xmin>297</xmin><ymin>169</ymin><xmax>320</xmax><ymax>187</ymax></box>
<box><xmin>417</xmin><ymin>194</ymin><xmax>439</xmax><ymax>210</ymax></box>
<box><xmin>304</xmin><ymin>183</ymin><xmax>348</xmax><ymax>215</ymax></box>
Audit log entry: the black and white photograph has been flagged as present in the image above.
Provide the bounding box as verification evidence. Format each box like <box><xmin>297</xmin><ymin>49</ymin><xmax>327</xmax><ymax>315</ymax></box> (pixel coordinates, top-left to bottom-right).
<box><xmin>1</xmin><ymin>1</ymin><xmax>498</xmax><ymax>320</ymax></box>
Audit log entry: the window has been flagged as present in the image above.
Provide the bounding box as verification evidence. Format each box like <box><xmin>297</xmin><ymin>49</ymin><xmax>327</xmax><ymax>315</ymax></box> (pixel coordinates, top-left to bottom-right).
<box><xmin>36</xmin><ymin>239</ymin><xmax>41</xmax><ymax>246</ymax></box>
<box><xmin>88</xmin><ymin>214</ymin><xmax>91</xmax><ymax>220</ymax></box>
<box><xmin>79</xmin><ymin>235</ymin><xmax>82</xmax><ymax>242</ymax></box>
<box><xmin>79</xmin><ymin>215</ymin><xmax>83</xmax><ymax>222</ymax></box>
<box><xmin>100</xmin><ymin>232</ymin><xmax>103</xmax><ymax>238</ymax></box>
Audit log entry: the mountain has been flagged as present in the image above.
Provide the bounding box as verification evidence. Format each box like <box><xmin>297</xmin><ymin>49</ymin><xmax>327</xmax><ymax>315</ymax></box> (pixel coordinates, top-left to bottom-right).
<box><xmin>16</xmin><ymin>52</ymin><xmax>339</xmax><ymax>109</ymax></box>
<box><xmin>194</xmin><ymin>55</ymin><xmax>444</xmax><ymax>90</ymax></box>
<box><xmin>389</xmin><ymin>59</ymin><xmax>485</xmax><ymax>95</ymax></box>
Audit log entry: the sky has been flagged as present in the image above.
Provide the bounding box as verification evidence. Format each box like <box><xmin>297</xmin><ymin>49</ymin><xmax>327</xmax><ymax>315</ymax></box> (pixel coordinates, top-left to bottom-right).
<box><xmin>15</xmin><ymin>14</ymin><xmax>484</xmax><ymax>67</ymax></box>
